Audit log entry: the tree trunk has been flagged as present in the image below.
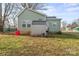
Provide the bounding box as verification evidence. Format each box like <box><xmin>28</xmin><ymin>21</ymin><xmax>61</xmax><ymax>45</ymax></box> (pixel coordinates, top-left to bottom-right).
<box><xmin>0</xmin><ymin>3</ymin><xmax>3</xmax><ymax>32</ymax></box>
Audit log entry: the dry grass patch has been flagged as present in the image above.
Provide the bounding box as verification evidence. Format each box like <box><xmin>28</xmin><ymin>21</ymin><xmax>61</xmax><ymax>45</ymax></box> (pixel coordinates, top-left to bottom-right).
<box><xmin>0</xmin><ymin>32</ymin><xmax>79</xmax><ymax>55</ymax></box>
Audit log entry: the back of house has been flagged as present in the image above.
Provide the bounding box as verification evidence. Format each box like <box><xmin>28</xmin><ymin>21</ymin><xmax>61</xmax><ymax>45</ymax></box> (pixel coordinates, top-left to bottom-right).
<box><xmin>17</xmin><ymin>8</ymin><xmax>46</xmax><ymax>34</ymax></box>
<box><xmin>15</xmin><ymin>8</ymin><xmax>61</xmax><ymax>35</ymax></box>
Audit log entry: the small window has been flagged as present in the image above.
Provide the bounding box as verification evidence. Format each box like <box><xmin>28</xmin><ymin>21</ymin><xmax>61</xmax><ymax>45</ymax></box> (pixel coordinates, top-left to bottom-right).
<box><xmin>22</xmin><ymin>24</ymin><xmax>26</xmax><ymax>27</ymax></box>
<box><xmin>53</xmin><ymin>24</ymin><xmax>56</xmax><ymax>26</ymax></box>
<box><xmin>27</xmin><ymin>24</ymin><xmax>31</xmax><ymax>27</ymax></box>
<box><xmin>32</xmin><ymin>21</ymin><xmax>46</xmax><ymax>25</ymax></box>
<box><xmin>52</xmin><ymin>23</ymin><xmax>57</xmax><ymax>26</ymax></box>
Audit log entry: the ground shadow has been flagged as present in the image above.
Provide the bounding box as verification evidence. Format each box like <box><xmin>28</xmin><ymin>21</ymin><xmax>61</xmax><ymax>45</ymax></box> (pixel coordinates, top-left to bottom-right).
<box><xmin>45</xmin><ymin>32</ymin><xmax>79</xmax><ymax>39</ymax></box>
<box><xmin>0</xmin><ymin>32</ymin><xmax>79</xmax><ymax>40</ymax></box>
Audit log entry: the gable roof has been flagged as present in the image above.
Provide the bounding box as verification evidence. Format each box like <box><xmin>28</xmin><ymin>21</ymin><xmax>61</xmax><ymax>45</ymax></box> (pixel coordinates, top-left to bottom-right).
<box><xmin>16</xmin><ymin>7</ymin><xmax>47</xmax><ymax>17</ymax></box>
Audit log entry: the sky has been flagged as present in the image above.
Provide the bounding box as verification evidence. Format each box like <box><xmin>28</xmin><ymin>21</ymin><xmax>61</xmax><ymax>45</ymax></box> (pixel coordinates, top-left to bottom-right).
<box><xmin>2</xmin><ymin>3</ymin><xmax>79</xmax><ymax>25</ymax></box>
<box><xmin>38</xmin><ymin>3</ymin><xmax>79</xmax><ymax>24</ymax></box>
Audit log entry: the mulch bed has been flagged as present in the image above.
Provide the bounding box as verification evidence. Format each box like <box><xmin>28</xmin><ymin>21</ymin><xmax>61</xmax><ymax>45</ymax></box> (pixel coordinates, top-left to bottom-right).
<box><xmin>0</xmin><ymin>32</ymin><xmax>31</xmax><ymax>36</ymax></box>
<box><xmin>0</xmin><ymin>32</ymin><xmax>15</xmax><ymax>35</ymax></box>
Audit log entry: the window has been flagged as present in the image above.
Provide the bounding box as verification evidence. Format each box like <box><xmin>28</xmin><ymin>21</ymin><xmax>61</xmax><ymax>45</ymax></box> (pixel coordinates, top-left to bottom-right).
<box><xmin>32</xmin><ymin>21</ymin><xmax>46</xmax><ymax>25</ymax></box>
<box><xmin>53</xmin><ymin>24</ymin><xmax>56</xmax><ymax>26</ymax></box>
<box><xmin>22</xmin><ymin>24</ymin><xmax>26</xmax><ymax>27</ymax></box>
<box><xmin>52</xmin><ymin>23</ymin><xmax>57</xmax><ymax>27</ymax></box>
<box><xmin>27</xmin><ymin>24</ymin><xmax>31</xmax><ymax>27</ymax></box>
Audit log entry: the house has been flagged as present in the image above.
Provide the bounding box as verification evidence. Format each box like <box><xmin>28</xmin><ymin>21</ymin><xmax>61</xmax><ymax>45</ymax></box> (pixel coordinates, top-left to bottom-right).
<box><xmin>15</xmin><ymin>7</ymin><xmax>61</xmax><ymax>35</ymax></box>
<box><xmin>66</xmin><ymin>23</ymin><xmax>78</xmax><ymax>32</ymax></box>
<box><xmin>73</xmin><ymin>27</ymin><xmax>79</xmax><ymax>32</ymax></box>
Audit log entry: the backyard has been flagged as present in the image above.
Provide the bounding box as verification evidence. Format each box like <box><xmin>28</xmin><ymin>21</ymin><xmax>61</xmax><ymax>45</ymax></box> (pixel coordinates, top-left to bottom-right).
<box><xmin>0</xmin><ymin>32</ymin><xmax>79</xmax><ymax>56</ymax></box>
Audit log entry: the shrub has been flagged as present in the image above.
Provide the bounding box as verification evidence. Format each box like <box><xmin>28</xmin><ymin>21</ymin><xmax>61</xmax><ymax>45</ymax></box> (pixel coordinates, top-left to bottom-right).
<box><xmin>56</xmin><ymin>31</ymin><xmax>62</xmax><ymax>34</ymax></box>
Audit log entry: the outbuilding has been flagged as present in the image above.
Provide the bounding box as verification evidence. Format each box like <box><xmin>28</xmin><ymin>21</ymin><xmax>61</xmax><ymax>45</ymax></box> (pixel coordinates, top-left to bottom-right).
<box><xmin>15</xmin><ymin>7</ymin><xmax>61</xmax><ymax>35</ymax></box>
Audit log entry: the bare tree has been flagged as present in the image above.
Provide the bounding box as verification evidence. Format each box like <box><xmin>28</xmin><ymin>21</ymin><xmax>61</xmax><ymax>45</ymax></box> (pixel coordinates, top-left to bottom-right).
<box><xmin>61</xmin><ymin>21</ymin><xmax>67</xmax><ymax>31</ymax></box>
<box><xmin>21</xmin><ymin>3</ymin><xmax>38</xmax><ymax>9</ymax></box>
<box><xmin>21</xmin><ymin>3</ymin><xmax>26</xmax><ymax>8</ymax></box>
<box><xmin>2</xmin><ymin>3</ymin><xmax>14</xmax><ymax>32</ymax></box>
<box><xmin>0</xmin><ymin>3</ymin><xmax>2</xmax><ymax>20</ymax></box>
<box><xmin>0</xmin><ymin>3</ymin><xmax>2</xmax><ymax>32</ymax></box>
<box><xmin>21</xmin><ymin>3</ymin><xmax>47</xmax><ymax>10</ymax></box>
<box><xmin>3</xmin><ymin>3</ymin><xmax>14</xmax><ymax>21</ymax></box>
<box><xmin>10</xmin><ymin>3</ymin><xmax>23</xmax><ymax>29</ymax></box>
<box><xmin>75</xmin><ymin>18</ymin><xmax>79</xmax><ymax>26</ymax></box>
<box><xmin>2</xmin><ymin>3</ymin><xmax>48</xmax><ymax>32</ymax></box>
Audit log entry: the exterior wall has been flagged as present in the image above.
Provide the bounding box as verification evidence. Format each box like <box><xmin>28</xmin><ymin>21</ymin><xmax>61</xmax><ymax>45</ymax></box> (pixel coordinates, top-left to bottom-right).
<box><xmin>18</xmin><ymin>9</ymin><xmax>46</xmax><ymax>34</ymax></box>
<box><xmin>47</xmin><ymin>19</ymin><xmax>61</xmax><ymax>33</ymax></box>
<box><xmin>18</xmin><ymin>20</ymin><xmax>32</xmax><ymax>34</ymax></box>
<box><xmin>18</xmin><ymin>10</ymin><xmax>46</xmax><ymax>21</ymax></box>
<box><xmin>31</xmin><ymin>25</ymin><xmax>48</xmax><ymax>36</ymax></box>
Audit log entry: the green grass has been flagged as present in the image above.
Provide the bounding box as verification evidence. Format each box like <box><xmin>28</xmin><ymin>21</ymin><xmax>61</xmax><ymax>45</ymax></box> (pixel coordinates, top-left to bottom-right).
<box><xmin>0</xmin><ymin>32</ymin><xmax>79</xmax><ymax>56</ymax></box>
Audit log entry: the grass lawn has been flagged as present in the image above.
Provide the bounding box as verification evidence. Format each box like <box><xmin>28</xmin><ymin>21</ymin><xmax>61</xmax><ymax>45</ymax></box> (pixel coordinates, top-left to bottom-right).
<box><xmin>0</xmin><ymin>32</ymin><xmax>79</xmax><ymax>56</ymax></box>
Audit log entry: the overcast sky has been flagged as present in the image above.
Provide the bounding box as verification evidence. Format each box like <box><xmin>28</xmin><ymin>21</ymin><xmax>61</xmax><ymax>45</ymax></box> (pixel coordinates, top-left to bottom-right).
<box><xmin>38</xmin><ymin>3</ymin><xmax>79</xmax><ymax>24</ymax></box>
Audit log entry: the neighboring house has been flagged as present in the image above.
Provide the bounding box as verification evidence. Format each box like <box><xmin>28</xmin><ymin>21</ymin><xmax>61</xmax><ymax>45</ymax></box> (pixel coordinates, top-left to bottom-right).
<box><xmin>66</xmin><ymin>23</ymin><xmax>78</xmax><ymax>31</ymax></box>
<box><xmin>73</xmin><ymin>27</ymin><xmax>79</xmax><ymax>32</ymax></box>
<box><xmin>15</xmin><ymin>7</ymin><xmax>61</xmax><ymax>35</ymax></box>
<box><xmin>66</xmin><ymin>24</ymin><xmax>72</xmax><ymax>31</ymax></box>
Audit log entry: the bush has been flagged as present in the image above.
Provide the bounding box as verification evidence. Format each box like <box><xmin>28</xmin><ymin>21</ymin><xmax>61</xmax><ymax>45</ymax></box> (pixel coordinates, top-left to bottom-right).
<box><xmin>56</xmin><ymin>31</ymin><xmax>62</xmax><ymax>34</ymax></box>
<box><xmin>10</xmin><ymin>28</ymin><xmax>17</xmax><ymax>32</ymax></box>
<box><xmin>4</xmin><ymin>28</ymin><xmax>17</xmax><ymax>32</ymax></box>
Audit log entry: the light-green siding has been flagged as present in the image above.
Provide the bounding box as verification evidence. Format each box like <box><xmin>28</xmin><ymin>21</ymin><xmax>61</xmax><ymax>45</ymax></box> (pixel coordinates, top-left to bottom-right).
<box><xmin>47</xmin><ymin>18</ymin><xmax>61</xmax><ymax>33</ymax></box>
<box><xmin>17</xmin><ymin>9</ymin><xmax>61</xmax><ymax>33</ymax></box>
<box><xmin>18</xmin><ymin>9</ymin><xmax>46</xmax><ymax>33</ymax></box>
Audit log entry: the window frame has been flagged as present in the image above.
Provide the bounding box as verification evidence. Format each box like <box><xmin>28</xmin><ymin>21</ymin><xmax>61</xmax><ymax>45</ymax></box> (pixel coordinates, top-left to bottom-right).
<box><xmin>27</xmin><ymin>24</ymin><xmax>31</xmax><ymax>28</ymax></box>
<box><xmin>22</xmin><ymin>23</ymin><xmax>26</xmax><ymax>27</ymax></box>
